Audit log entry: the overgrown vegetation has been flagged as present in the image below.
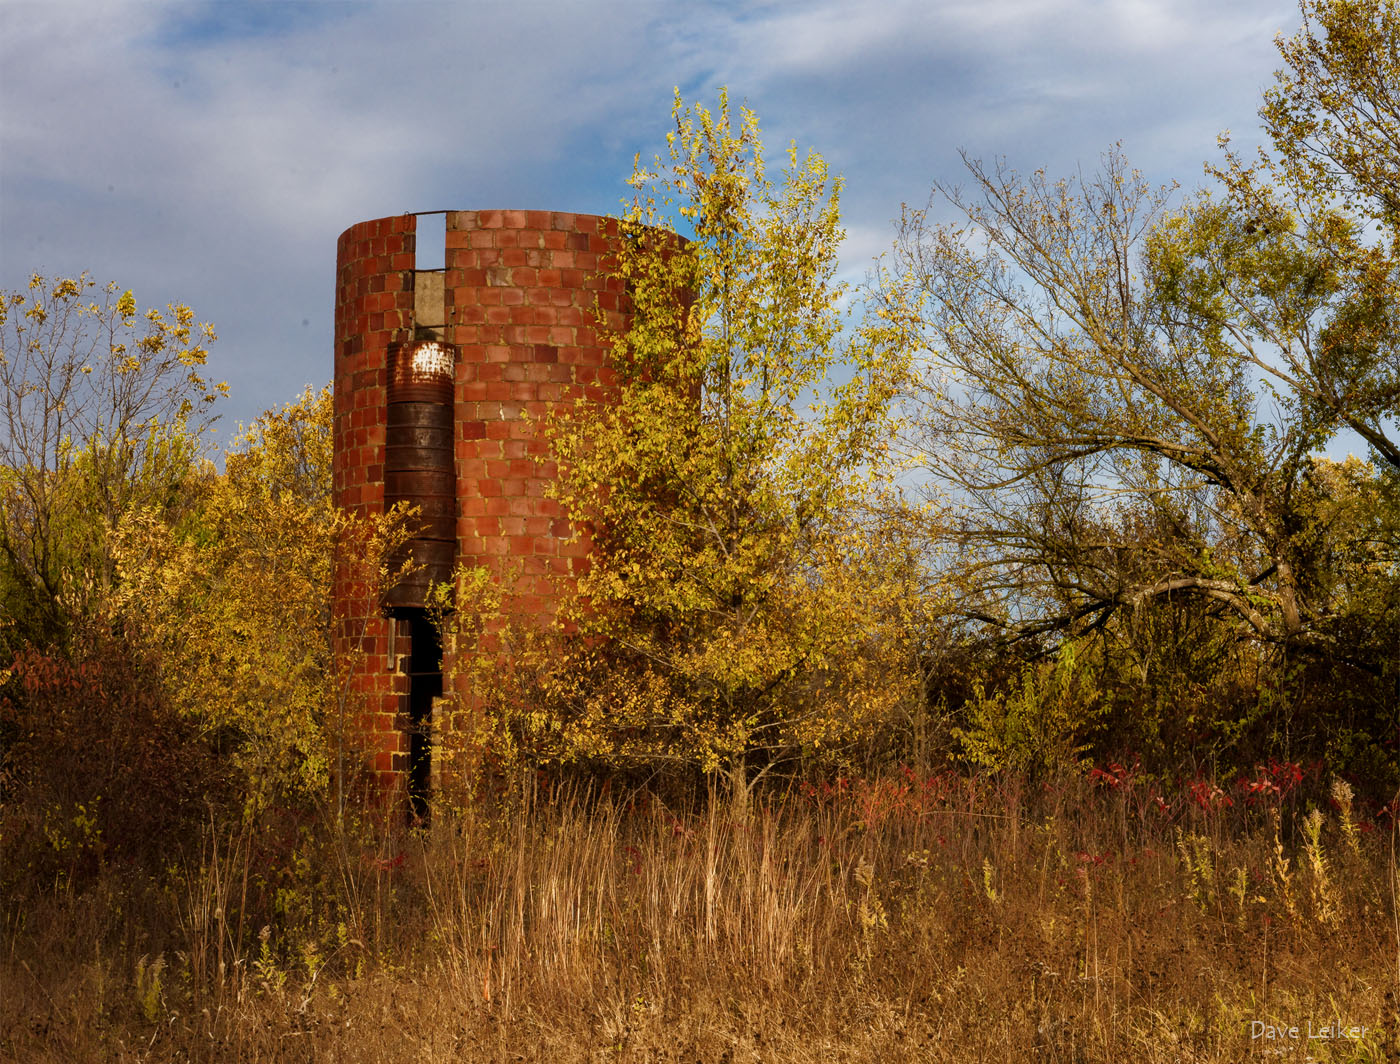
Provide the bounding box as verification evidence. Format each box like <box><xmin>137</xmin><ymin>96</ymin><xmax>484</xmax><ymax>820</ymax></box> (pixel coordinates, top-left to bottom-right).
<box><xmin>4</xmin><ymin>0</ymin><xmax>1400</xmax><ymax>1059</ymax></box>
<box><xmin>3</xmin><ymin>772</ymin><xmax>1395</xmax><ymax>1062</ymax></box>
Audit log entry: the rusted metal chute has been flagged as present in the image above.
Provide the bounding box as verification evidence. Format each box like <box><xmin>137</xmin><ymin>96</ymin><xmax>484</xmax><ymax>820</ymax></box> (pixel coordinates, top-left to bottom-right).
<box><xmin>382</xmin><ymin>339</ymin><xmax>456</xmax><ymax>612</ymax></box>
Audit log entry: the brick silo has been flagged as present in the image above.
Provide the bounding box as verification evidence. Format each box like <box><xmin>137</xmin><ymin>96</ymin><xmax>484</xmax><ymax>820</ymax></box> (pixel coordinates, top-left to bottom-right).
<box><xmin>332</xmin><ymin>210</ymin><xmax>627</xmax><ymax>804</ymax></box>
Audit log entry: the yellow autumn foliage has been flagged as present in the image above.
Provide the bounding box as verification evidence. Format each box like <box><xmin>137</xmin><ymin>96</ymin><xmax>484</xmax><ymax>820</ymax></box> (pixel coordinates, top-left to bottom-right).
<box><xmin>111</xmin><ymin>387</ymin><xmax>413</xmax><ymax>811</ymax></box>
<box><xmin>443</xmin><ymin>91</ymin><xmax>924</xmax><ymax>801</ymax></box>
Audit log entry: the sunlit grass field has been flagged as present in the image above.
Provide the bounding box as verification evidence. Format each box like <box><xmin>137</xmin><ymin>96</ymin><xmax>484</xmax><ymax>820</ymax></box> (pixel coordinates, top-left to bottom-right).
<box><xmin>3</xmin><ymin>764</ymin><xmax>1396</xmax><ymax>1062</ymax></box>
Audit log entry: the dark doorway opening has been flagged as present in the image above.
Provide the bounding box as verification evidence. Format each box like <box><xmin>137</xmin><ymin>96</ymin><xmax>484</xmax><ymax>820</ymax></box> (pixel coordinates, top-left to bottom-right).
<box><xmin>404</xmin><ymin>611</ymin><xmax>442</xmax><ymax>822</ymax></box>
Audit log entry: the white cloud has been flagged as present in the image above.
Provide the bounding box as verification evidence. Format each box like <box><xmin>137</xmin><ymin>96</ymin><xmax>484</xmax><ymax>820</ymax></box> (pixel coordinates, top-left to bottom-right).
<box><xmin>0</xmin><ymin>0</ymin><xmax>1307</xmax><ymax>435</ymax></box>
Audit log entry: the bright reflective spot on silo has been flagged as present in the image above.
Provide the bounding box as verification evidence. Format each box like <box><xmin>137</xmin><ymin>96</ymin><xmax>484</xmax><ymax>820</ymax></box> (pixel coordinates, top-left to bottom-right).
<box><xmin>411</xmin><ymin>341</ymin><xmax>453</xmax><ymax>382</ymax></box>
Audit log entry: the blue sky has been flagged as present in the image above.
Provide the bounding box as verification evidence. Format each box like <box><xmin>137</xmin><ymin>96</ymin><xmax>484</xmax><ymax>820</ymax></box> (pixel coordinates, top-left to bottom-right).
<box><xmin>1</xmin><ymin>0</ymin><xmax>1300</xmax><ymax>446</ymax></box>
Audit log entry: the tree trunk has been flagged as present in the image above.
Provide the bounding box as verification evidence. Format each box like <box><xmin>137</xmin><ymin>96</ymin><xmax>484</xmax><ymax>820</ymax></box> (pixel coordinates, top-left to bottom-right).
<box><xmin>728</xmin><ymin>760</ymin><xmax>750</xmax><ymax>823</ymax></box>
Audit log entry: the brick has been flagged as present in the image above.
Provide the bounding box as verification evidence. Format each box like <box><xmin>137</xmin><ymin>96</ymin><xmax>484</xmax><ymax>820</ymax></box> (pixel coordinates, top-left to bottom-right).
<box><xmin>333</xmin><ymin>208</ymin><xmax>650</xmax><ymax>797</ymax></box>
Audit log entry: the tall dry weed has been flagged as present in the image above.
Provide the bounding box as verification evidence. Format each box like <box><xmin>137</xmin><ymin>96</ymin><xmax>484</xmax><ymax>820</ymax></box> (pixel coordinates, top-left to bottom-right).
<box><xmin>2</xmin><ymin>769</ymin><xmax>1395</xmax><ymax>1062</ymax></box>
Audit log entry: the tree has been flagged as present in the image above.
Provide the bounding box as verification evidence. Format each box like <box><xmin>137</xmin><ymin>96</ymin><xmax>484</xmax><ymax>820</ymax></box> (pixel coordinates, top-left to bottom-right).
<box><xmin>0</xmin><ymin>275</ymin><xmax>226</xmax><ymax>873</ymax></box>
<box><xmin>0</xmin><ymin>274</ymin><xmax>225</xmax><ymax>649</ymax></box>
<box><xmin>111</xmin><ymin>387</ymin><xmax>415</xmax><ymax>813</ymax></box>
<box><xmin>888</xmin><ymin>0</ymin><xmax>1400</xmax><ymax>774</ymax></box>
<box><xmin>890</xmin><ymin>152</ymin><xmax>1320</xmax><ymax>645</ymax></box>
<box><xmin>471</xmin><ymin>90</ymin><xmax>917</xmax><ymax>803</ymax></box>
<box><xmin>1253</xmin><ymin>0</ymin><xmax>1400</xmax><ymax>442</ymax></box>
<box><xmin>1153</xmin><ymin>0</ymin><xmax>1400</xmax><ymax>668</ymax></box>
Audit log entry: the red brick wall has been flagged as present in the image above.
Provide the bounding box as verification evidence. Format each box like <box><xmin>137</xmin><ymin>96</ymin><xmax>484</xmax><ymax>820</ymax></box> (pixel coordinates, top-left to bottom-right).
<box><xmin>445</xmin><ymin>209</ymin><xmax>624</xmax><ymax>617</ymax></box>
<box><xmin>332</xmin><ymin>211</ymin><xmax>624</xmax><ymax>793</ymax></box>
<box><xmin>333</xmin><ymin>215</ymin><xmax>415</xmax><ymax>790</ymax></box>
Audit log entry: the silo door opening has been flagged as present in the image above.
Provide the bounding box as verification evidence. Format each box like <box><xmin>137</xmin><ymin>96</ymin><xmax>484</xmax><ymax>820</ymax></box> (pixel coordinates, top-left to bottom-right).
<box><xmin>404</xmin><ymin>611</ymin><xmax>442</xmax><ymax>822</ymax></box>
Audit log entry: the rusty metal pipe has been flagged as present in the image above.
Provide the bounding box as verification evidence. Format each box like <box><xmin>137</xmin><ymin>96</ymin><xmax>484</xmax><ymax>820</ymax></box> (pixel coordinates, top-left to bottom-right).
<box><xmin>382</xmin><ymin>340</ymin><xmax>456</xmax><ymax>612</ymax></box>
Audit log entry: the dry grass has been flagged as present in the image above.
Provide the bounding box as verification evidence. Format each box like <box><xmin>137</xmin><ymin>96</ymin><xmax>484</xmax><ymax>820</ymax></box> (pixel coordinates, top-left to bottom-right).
<box><xmin>3</xmin><ymin>770</ymin><xmax>1397</xmax><ymax>1062</ymax></box>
